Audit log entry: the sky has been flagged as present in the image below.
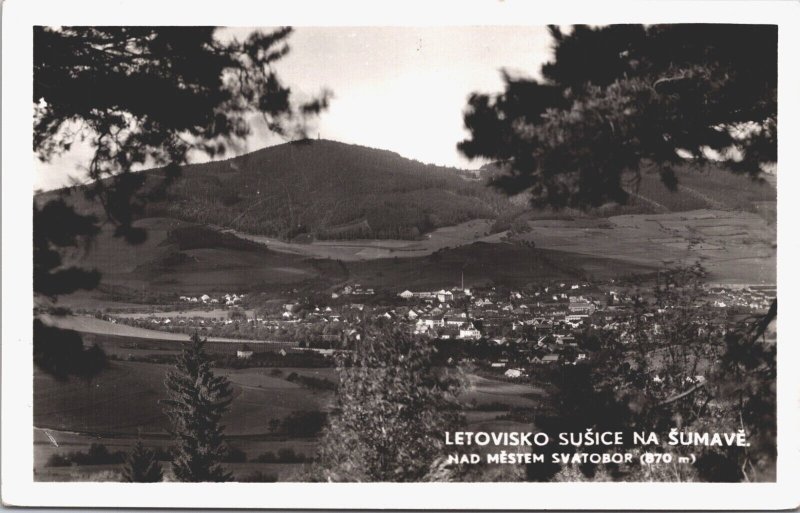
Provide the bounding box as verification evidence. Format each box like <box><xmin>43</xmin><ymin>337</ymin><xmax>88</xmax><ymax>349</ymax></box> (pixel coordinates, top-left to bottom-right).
<box><xmin>34</xmin><ymin>26</ymin><xmax>554</xmax><ymax>191</ymax></box>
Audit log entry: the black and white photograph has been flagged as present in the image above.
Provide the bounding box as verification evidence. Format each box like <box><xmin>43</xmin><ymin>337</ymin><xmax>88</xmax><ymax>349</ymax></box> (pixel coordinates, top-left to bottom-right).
<box><xmin>3</xmin><ymin>0</ymin><xmax>799</xmax><ymax>509</ymax></box>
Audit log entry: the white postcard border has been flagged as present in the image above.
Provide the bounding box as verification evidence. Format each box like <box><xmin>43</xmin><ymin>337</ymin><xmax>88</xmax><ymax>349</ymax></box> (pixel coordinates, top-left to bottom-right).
<box><xmin>3</xmin><ymin>0</ymin><xmax>799</xmax><ymax>509</ymax></box>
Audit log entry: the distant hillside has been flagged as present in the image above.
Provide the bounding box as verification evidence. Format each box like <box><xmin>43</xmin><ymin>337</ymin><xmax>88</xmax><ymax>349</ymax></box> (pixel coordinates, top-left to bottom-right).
<box><xmin>479</xmin><ymin>161</ymin><xmax>775</xmax><ymax>218</ymax></box>
<box><xmin>345</xmin><ymin>241</ymin><xmax>657</xmax><ymax>290</ymax></box>
<box><xmin>62</xmin><ymin>217</ymin><xmax>654</xmax><ymax>300</ymax></box>
<box><xmin>58</xmin><ymin>218</ymin><xmax>331</xmax><ymax>298</ymax></box>
<box><xmin>40</xmin><ymin>141</ymin><xmax>775</xmax><ymax>244</ymax></box>
<box><xmin>138</xmin><ymin>139</ymin><xmax>510</xmax><ymax>240</ymax></box>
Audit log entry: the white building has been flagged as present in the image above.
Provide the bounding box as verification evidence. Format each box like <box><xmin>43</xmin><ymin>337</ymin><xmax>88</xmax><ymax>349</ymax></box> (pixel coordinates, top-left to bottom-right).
<box><xmin>458</xmin><ymin>323</ymin><xmax>481</xmax><ymax>340</ymax></box>
<box><xmin>504</xmin><ymin>368</ymin><xmax>524</xmax><ymax>378</ymax></box>
<box><xmin>437</xmin><ymin>289</ymin><xmax>454</xmax><ymax>303</ymax></box>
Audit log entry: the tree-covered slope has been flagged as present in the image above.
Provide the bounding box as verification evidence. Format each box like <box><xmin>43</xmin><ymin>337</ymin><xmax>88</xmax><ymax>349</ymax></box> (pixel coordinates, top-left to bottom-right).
<box><xmin>144</xmin><ymin>139</ymin><xmax>510</xmax><ymax>240</ymax></box>
<box><xmin>40</xmin><ymin>139</ymin><xmax>775</xmax><ymax>245</ymax></box>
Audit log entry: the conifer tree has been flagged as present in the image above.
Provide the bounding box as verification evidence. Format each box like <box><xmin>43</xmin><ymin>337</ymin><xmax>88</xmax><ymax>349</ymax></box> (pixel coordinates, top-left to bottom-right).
<box><xmin>161</xmin><ymin>333</ymin><xmax>233</xmax><ymax>482</ymax></box>
<box><xmin>122</xmin><ymin>440</ymin><xmax>164</xmax><ymax>483</ymax></box>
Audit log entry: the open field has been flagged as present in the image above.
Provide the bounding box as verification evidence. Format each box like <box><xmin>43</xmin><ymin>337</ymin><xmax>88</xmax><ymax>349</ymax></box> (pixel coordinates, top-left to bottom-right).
<box><xmin>35</xmin><ymin>360</ymin><xmax>173</xmax><ymax>434</ymax></box>
<box><xmin>32</xmin><ymin>428</ymin><xmax>313</xmax><ymax>482</ymax></box>
<box><xmin>37</xmin><ymin>314</ymin><xmax>292</xmax><ymax>346</ymax></box>
<box><xmin>457</xmin><ymin>373</ymin><xmax>545</xmax><ymax>449</ymax></box>
<box><xmin>511</xmin><ymin>209</ymin><xmax>775</xmax><ymax>285</ymax></box>
<box><xmin>35</xmin><ymin>359</ymin><xmax>517</xmax><ymax>439</ymax></box>
<box><xmin>342</xmin><ymin>243</ymin><xmax>656</xmax><ymax>290</ymax></box>
<box><xmin>81</xmin><ymin>335</ymin><xmax>183</xmax><ymax>358</ymax></box>
<box><xmin>56</xmin><ymin>222</ymin><xmax>659</xmax><ymax>306</ymax></box>
<box><xmin>34</xmin><ymin>460</ymin><xmax>309</xmax><ymax>482</ymax></box>
<box><xmin>59</xmin><ymin>217</ymin><xmax>186</xmax><ymax>275</ymax></box>
<box><xmin>34</xmin><ymin>355</ymin><xmax>542</xmax><ymax>481</ymax></box>
<box><xmin>220</xmin><ymin>209</ymin><xmax>776</xmax><ymax>287</ymax></box>
<box><xmin>59</xmin><ymin>217</ymin><xmax>334</xmax><ymax>298</ymax></box>
<box><xmin>34</xmin><ymin>359</ymin><xmax>335</xmax><ymax>445</ymax></box>
<box><xmin>78</xmin><ymin>333</ymin><xmax>295</xmax><ymax>359</ymax></box>
<box><xmin>53</xmin><ymin>204</ymin><xmax>775</xmax><ymax>309</ymax></box>
<box><xmin>462</xmin><ymin>373</ymin><xmax>545</xmax><ymax>409</ymax></box>
<box><xmin>230</xmin><ymin>218</ymin><xmax>505</xmax><ymax>261</ymax></box>
<box><xmin>110</xmin><ymin>308</ymin><xmax>256</xmax><ymax>319</ymax></box>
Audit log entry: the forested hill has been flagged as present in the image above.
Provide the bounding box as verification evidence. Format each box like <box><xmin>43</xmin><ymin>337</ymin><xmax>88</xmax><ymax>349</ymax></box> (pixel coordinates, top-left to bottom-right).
<box><xmin>39</xmin><ymin>139</ymin><xmax>776</xmax><ymax>243</ymax></box>
<box><xmin>142</xmin><ymin>139</ymin><xmax>509</xmax><ymax>240</ymax></box>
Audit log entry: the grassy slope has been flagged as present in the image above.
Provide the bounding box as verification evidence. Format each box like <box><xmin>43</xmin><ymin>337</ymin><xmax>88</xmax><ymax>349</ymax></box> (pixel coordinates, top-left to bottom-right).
<box><xmin>342</xmin><ymin>242</ymin><xmax>656</xmax><ymax>290</ymax></box>
<box><xmin>55</xmin><ymin>217</ymin><xmax>652</xmax><ymax>303</ymax></box>
<box><xmin>34</xmin><ymin>360</ymin><xmax>332</xmax><ymax>436</ymax></box>
<box><xmin>38</xmin><ymin>314</ymin><xmax>297</xmax><ymax>347</ymax></box>
<box><xmin>55</xmin><ymin>219</ymin><xmax>343</xmax><ymax>299</ymax></box>
<box><xmin>480</xmin><ymin>162</ymin><xmax>775</xmax><ymax>217</ymax></box>
<box><xmin>33</xmin><ymin>365</ymin><xmax>536</xmax><ymax>482</ymax></box>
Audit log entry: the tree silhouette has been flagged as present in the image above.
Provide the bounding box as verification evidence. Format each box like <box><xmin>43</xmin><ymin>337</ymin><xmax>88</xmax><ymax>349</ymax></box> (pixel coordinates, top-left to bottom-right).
<box><xmin>33</xmin><ymin>319</ymin><xmax>106</xmax><ymax>381</ymax></box>
<box><xmin>122</xmin><ymin>440</ymin><xmax>164</xmax><ymax>483</ymax></box>
<box><xmin>33</xmin><ymin>199</ymin><xmax>100</xmax><ymax>299</ymax></box>
<box><xmin>460</xmin><ymin>27</ymin><xmax>777</xmax><ymax>480</ymax></box>
<box><xmin>460</xmin><ymin>24</ymin><xmax>776</xmax><ymax>209</ymax></box>
<box><xmin>161</xmin><ymin>333</ymin><xmax>233</xmax><ymax>482</ymax></box>
<box><xmin>33</xmin><ymin>26</ymin><xmax>327</xmax><ymax>377</ymax></box>
<box><xmin>35</xmin><ymin>26</ymin><xmax>328</xmax><ymax>244</ymax></box>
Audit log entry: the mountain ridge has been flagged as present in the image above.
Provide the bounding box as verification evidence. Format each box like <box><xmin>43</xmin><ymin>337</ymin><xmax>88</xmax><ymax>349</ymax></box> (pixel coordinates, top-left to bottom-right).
<box><xmin>139</xmin><ymin>138</ymin><xmax>511</xmax><ymax>240</ymax></box>
<box><xmin>39</xmin><ymin>139</ymin><xmax>775</xmax><ymax>243</ymax></box>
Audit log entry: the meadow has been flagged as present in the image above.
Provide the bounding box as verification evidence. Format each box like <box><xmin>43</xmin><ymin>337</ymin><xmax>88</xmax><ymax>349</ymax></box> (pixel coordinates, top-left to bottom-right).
<box><xmin>231</xmin><ymin>218</ymin><xmax>504</xmax><ymax>261</ymax></box>
<box><xmin>52</xmin><ymin>200</ymin><xmax>775</xmax><ymax>313</ymax></box>
<box><xmin>38</xmin><ymin>314</ymin><xmax>293</xmax><ymax>346</ymax></box>
<box><xmin>33</xmin><ymin>339</ymin><xmax>543</xmax><ymax>481</ymax></box>
<box><xmin>512</xmin><ymin>209</ymin><xmax>776</xmax><ymax>285</ymax></box>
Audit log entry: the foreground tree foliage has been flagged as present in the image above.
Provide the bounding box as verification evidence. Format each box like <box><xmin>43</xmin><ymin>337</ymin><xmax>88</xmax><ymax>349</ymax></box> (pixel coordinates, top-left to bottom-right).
<box><xmin>462</xmin><ymin>25</ymin><xmax>776</xmax><ymax>482</ymax></box>
<box><xmin>525</xmin><ymin>267</ymin><xmax>776</xmax><ymax>482</ymax></box>
<box><xmin>33</xmin><ymin>26</ymin><xmax>326</xmax><ymax>377</ymax></box>
<box><xmin>708</xmin><ymin>301</ymin><xmax>776</xmax><ymax>481</ymax></box>
<box><xmin>460</xmin><ymin>24</ymin><xmax>776</xmax><ymax>208</ymax></box>
<box><xmin>312</xmin><ymin>327</ymin><xmax>465</xmax><ymax>482</ymax></box>
<box><xmin>161</xmin><ymin>333</ymin><xmax>233</xmax><ymax>482</ymax></box>
<box><xmin>122</xmin><ymin>441</ymin><xmax>164</xmax><ymax>483</ymax></box>
<box><xmin>32</xmin><ymin>319</ymin><xmax>106</xmax><ymax>381</ymax></box>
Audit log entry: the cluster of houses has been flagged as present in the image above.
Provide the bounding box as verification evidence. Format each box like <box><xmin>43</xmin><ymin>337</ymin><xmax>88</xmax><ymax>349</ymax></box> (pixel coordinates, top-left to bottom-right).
<box><xmin>398</xmin><ymin>288</ymin><xmax>468</xmax><ymax>302</ymax></box>
<box><xmin>707</xmin><ymin>284</ymin><xmax>776</xmax><ymax>311</ymax></box>
<box><xmin>113</xmin><ymin>300</ymin><xmax>369</xmax><ymax>340</ymax></box>
<box><xmin>107</xmin><ymin>276</ymin><xmax>773</xmax><ymax>382</ymax></box>
<box><xmin>280</xmin><ymin>302</ymin><xmax>350</xmax><ymax>322</ymax></box>
<box><xmin>331</xmin><ymin>283</ymin><xmax>375</xmax><ymax>298</ymax></box>
<box><xmin>178</xmin><ymin>292</ymin><xmax>246</xmax><ymax>306</ymax></box>
<box><xmin>392</xmin><ymin>283</ymin><xmax>605</xmax><ymax>341</ymax></box>
<box><xmin>488</xmin><ymin>332</ymin><xmax>591</xmax><ymax>379</ymax></box>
